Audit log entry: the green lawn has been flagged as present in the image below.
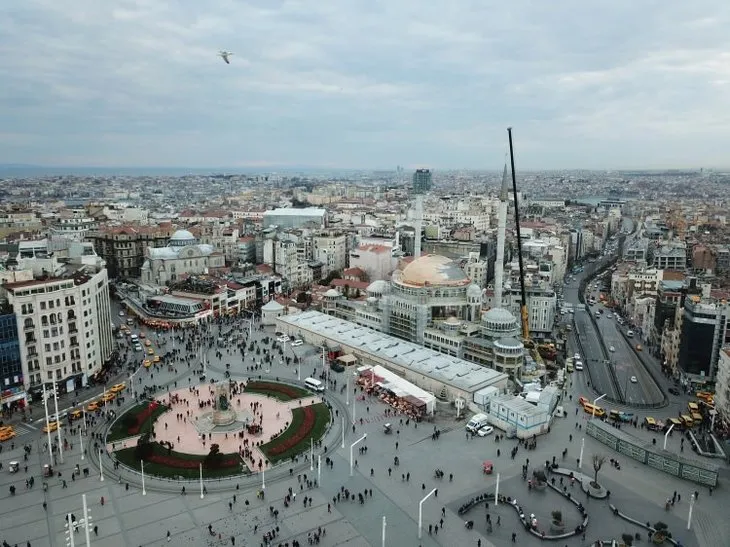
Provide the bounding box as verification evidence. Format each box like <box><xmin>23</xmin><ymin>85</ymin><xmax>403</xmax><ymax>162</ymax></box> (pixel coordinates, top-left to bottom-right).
<box><xmin>107</xmin><ymin>402</ymin><xmax>170</xmax><ymax>442</ymax></box>
<box><xmin>115</xmin><ymin>441</ymin><xmax>249</xmax><ymax>479</ymax></box>
<box><xmin>261</xmin><ymin>403</ymin><xmax>330</xmax><ymax>464</ymax></box>
<box><xmin>243</xmin><ymin>380</ymin><xmax>309</xmax><ymax>401</ymax></box>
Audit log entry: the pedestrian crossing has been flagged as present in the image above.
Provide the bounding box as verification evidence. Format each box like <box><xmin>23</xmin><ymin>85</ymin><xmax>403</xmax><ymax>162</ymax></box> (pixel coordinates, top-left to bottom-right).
<box><xmin>12</xmin><ymin>423</ymin><xmax>37</xmax><ymax>436</ymax></box>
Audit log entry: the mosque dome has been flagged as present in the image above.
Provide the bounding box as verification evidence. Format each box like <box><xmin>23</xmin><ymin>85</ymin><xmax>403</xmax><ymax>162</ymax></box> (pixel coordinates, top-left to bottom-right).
<box><xmin>482</xmin><ymin>307</ymin><xmax>520</xmax><ymax>337</ymax></box>
<box><xmin>467</xmin><ymin>283</ymin><xmax>483</xmax><ymax>298</ymax></box>
<box><xmin>169</xmin><ymin>229</ymin><xmax>197</xmax><ymax>247</ymax></box>
<box><xmin>398</xmin><ymin>255</ymin><xmax>470</xmax><ymax>288</ymax></box>
<box><xmin>366</xmin><ymin>279</ymin><xmax>390</xmax><ymax>296</ymax></box>
<box><xmin>324</xmin><ymin>289</ymin><xmax>341</xmax><ymax>298</ymax></box>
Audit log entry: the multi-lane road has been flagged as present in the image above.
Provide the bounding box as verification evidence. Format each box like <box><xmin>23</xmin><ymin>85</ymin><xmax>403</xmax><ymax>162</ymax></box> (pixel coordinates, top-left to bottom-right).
<box><xmin>563</xmin><ymin>240</ymin><xmax>665</xmax><ymax>407</ymax></box>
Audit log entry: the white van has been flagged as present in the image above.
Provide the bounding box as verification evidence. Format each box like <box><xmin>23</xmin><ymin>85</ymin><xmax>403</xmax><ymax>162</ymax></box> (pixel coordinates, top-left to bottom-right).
<box><xmin>466</xmin><ymin>413</ymin><xmax>489</xmax><ymax>434</ymax></box>
<box><xmin>304</xmin><ymin>377</ymin><xmax>324</xmax><ymax>392</ymax></box>
<box><xmin>627</xmin><ymin>330</ymin><xmax>634</xmax><ymax>337</ymax></box>
<box><xmin>130</xmin><ymin>334</ymin><xmax>139</xmax><ymax>342</ymax></box>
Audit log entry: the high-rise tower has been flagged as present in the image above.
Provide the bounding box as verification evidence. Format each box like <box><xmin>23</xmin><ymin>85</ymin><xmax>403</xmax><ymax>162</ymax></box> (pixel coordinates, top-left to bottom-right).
<box><xmin>494</xmin><ymin>163</ymin><xmax>510</xmax><ymax>307</ymax></box>
<box><xmin>412</xmin><ymin>169</ymin><xmax>432</xmax><ymax>258</ymax></box>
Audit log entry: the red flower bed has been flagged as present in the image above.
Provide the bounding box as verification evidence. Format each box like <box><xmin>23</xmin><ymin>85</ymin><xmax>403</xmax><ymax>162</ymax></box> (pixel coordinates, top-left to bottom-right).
<box><xmin>147</xmin><ymin>453</ymin><xmax>240</xmax><ymax>469</ymax></box>
<box><xmin>129</xmin><ymin>401</ymin><xmax>160</xmax><ymax>435</ymax></box>
<box><xmin>267</xmin><ymin>407</ymin><xmax>316</xmax><ymax>456</ymax></box>
<box><xmin>246</xmin><ymin>381</ymin><xmax>302</xmax><ymax>400</ymax></box>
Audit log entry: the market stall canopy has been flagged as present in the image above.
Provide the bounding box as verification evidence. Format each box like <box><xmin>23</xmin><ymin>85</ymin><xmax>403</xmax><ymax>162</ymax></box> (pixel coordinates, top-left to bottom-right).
<box><xmin>359</xmin><ymin>364</ymin><xmax>436</xmax><ymax>414</ymax></box>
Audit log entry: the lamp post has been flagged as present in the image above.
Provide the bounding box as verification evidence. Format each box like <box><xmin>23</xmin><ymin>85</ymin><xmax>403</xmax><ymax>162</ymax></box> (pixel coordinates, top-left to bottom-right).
<box><xmin>141</xmin><ymin>460</ymin><xmax>146</xmax><ymax>495</ymax></box>
<box><xmin>592</xmin><ymin>393</ymin><xmax>607</xmax><ymax>419</ymax></box>
<box><xmin>310</xmin><ymin>438</ymin><xmax>314</xmax><ymax>471</ymax></box>
<box><xmin>261</xmin><ymin>467</ymin><xmax>265</xmax><ymax>491</ymax></box>
<box><xmin>687</xmin><ymin>493</ymin><xmax>696</xmax><ymax>530</ymax></box>
<box><xmin>79</xmin><ymin>428</ymin><xmax>84</xmax><ymax>460</ymax></box>
<box><xmin>199</xmin><ymin>463</ymin><xmax>204</xmax><ymax>499</ymax></box>
<box><xmin>99</xmin><ymin>448</ymin><xmax>104</xmax><ymax>481</ymax></box>
<box><xmin>297</xmin><ymin>355</ymin><xmax>301</xmax><ymax>381</ymax></box>
<box><xmin>65</xmin><ymin>512</ymin><xmax>76</xmax><ymax>547</ymax></box>
<box><xmin>495</xmin><ymin>473</ymin><xmax>500</xmax><ymax>505</ymax></box>
<box><xmin>42</xmin><ymin>384</ymin><xmax>53</xmax><ymax>464</ymax></box>
<box><xmin>341</xmin><ymin>417</ymin><xmax>345</xmax><ymax>449</ymax></box>
<box><xmin>381</xmin><ymin>516</ymin><xmax>386</xmax><ymax>547</ymax></box>
<box><xmin>317</xmin><ymin>455</ymin><xmax>321</xmax><ymax>487</ymax></box>
<box><xmin>346</xmin><ymin>373</ymin><xmax>350</xmax><ymax>405</ymax></box>
<box><xmin>579</xmin><ymin>437</ymin><xmax>585</xmax><ymax>470</ymax></box>
<box><xmin>82</xmin><ymin>493</ymin><xmax>92</xmax><ymax>547</ymax></box>
<box><xmin>663</xmin><ymin>423</ymin><xmax>675</xmax><ymax>450</ymax></box>
<box><xmin>350</xmin><ymin>433</ymin><xmax>367</xmax><ymax>476</ymax></box>
<box><xmin>321</xmin><ymin>347</ymin><xmax>327</xmax><ymax>390</ymax></box>
<box><xmin>418</xmin><ymin>488</ymin><xmax>438</xmax><ymax>539</ymax></box>
<box><xmin>52</xmin><ymin>387</ymin><xmax>64</xmax><ymax>464</ymax></box>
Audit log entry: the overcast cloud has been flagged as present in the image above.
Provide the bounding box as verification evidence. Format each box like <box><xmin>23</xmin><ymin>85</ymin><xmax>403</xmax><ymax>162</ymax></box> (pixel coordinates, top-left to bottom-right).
<box><xmin>1</xmin><ymin>0</ymin><xmax>729</xmax><ymax>169</ymax></box>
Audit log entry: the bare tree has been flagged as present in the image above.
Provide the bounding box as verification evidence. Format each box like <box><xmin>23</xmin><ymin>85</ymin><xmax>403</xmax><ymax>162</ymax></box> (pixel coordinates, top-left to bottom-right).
<box><xmin>592</xmin><ymin>454</ymin><xmax>607</xmax><ymax>487</ymax></box>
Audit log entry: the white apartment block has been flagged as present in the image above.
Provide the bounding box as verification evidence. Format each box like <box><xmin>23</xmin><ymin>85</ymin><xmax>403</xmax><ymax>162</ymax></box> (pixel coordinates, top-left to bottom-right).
<box><xmin>314</xmin><ymin>233</ymin><xmax>348</xmax><ymax>276</ymax></box>
<box><xmin>3</xmin><ymin>266</ymin><xmax>114</xmax><ymax>390</ymax></box>
<box><xmin>715</xmin><ymin>349</ymin><xmax>730</xmax><ymax>426</ymax></box>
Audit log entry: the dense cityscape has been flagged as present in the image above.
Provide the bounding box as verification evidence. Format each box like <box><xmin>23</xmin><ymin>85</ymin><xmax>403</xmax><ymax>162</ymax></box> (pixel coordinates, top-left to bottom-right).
<box><xmin>0</xmin><ymin>163</ymin><xmax>728</xmax><ymax>546</ymax></box>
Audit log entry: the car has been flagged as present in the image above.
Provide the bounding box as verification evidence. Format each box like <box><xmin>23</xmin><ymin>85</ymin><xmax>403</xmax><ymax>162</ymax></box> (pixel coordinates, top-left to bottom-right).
<box><xmin>630</xmin><ymin>376</ymin><xmax>638</xmax><ymax>383</ymax></box>
<box><xmin>118</xmin><ymin>311</ymin><xmax>125</xmax><ymax>316</ymax></box>
<box><xmin>668</xmin><ymin>387</ymin><xmax>680</xmax><ymax>396</ymax></box>
<box><xmin>277</xmin><ymin>336</ymin><xmax>290</xmax><ymax>343</ymax></box>
<box><xmin>143</xmin><ymin>359</ymin><xmax>152</xmax><ymax>368</ymax></box>
<box><xmin>42</xmin><ymin>421</ymin><xmax>61</xmax><ymax>433</ymax></box>
<box><xmin>609</xmin><ymin>346</ymin><xmax>615</xmax><ymax>352</ymax></box>
<box><xmin>477</xmin><ymin>425</ymin><xmax>494</xmax><ymax>437</ymax></box>
<box><xmin>109</xmin><ymin>382</ymin><xmax>126</xmax><ymax>393</ymax></box>
<box><xmin>69</xmin><ymin>409</ymin><xmax>83</xmax><ymax>421</ymax></box>
<box><xmin>0</xmin><ymin>427</ymin><xmax>16</xmax><ymax>442</ymax></box>
<box><xmin>291</xmin><ymin>339</ymin><xmax>303</xmax><ymax>347</ymax></box>
<box><xmin>147</xmin><ymin>348</ymin><xmax>154</xmax><ymax>355</ymax></box>
<box><xmin>139</xmin><ymin>332</ymin><xmax>146</xmax><ymax>339</ymax></box>
<box><xmin>87</xmin><ymin>401</ymin><xmax>101</xmax><ymax>412</ymax></box>
<box><xmin>135</xmin><ymin>345</ymin><xmax>143</xmax><ymax>352</ymax></box>
<box><xmin>574</xmin><ymin>361</ymin><xmax>584</xmax><ymax>371</ymax></box>
<box><xmin>153</xmin><ymin>355</ymin><xmax>161</xmax><ymax>363</ymax></box>
<box><xmin>573</xmin><ymin>353</ymin><xmax>581</xmax><ymax>360</ymax></box>
<box><xmin>101</xmin><ymin>392</ymin><xmax>115</xmax><ymax>403</ymax></box>
<box><xmin>144</xmin><ymin>339</ymin><xmax>152</xmax><ymax>347</ymax></box>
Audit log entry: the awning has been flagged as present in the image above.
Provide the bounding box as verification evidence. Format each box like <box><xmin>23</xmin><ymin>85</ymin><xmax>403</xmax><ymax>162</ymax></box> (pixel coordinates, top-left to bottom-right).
<box><xmin>337</xmin><ymin>354</ymin><xmax>357</xmax><ymax>365</ymax></box>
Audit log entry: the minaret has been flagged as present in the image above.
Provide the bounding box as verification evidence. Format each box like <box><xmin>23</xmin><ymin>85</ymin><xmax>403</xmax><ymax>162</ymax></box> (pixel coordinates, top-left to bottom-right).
<box><xmin>412</xmin><ymin>169</ymin><xmax>432</xmax><ymax>258</ymax></box>
<box><xmin>494</xmin><ymin>163</ymin><xmax>510</xmax><ymax>307</ymax></box>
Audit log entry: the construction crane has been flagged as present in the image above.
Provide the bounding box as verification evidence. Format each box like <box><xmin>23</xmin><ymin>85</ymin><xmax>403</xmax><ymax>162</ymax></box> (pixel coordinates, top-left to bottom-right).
<box><xmin>507</xmin><ymin>127</ymin><xmax>531</xmax><ymax>343</ymax></box>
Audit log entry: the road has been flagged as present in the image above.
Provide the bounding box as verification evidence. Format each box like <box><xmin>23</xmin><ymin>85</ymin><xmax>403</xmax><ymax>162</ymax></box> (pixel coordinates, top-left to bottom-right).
<box><xmin>572</xmin><ymin>308</ymin><xmax>619</xmax><ymax>401</ymax></box>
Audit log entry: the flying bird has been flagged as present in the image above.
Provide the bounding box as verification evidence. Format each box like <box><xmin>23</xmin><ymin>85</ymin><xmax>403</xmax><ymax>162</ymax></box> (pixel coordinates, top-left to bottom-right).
<box><xmin>218</xmin><ymin>51</ymin><xmax>233</xmax><ymax>64</ymax></box>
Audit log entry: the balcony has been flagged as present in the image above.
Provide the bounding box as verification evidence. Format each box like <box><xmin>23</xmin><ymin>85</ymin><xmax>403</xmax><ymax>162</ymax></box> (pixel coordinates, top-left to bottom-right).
<box><xmin>24</xmin><ymin>322</ymin><xmax>35</xmax><ymax>332</ymax></box>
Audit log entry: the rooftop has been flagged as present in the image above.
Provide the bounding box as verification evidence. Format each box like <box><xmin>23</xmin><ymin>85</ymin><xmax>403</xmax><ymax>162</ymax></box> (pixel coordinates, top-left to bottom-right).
<box><xmin>397</xmin><ymin>254</ymin><xmax>470</xmax><ymax>288</ymax></box>
<box><xmin>263</xmin><ymin>208</ymin><xmax>326</xmax><ymax>217</ymax></box>
<box><xmin>278</xmin><ymin>310</ymin><xmax>507</xmax><ymax>393</ymax></box>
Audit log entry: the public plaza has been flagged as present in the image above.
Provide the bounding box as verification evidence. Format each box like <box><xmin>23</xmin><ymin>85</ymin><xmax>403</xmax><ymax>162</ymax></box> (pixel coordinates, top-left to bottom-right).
<box><xmin>0</xmin><ymin>314</ymin><xmax>728</xmax><ymax>547</ymax></box>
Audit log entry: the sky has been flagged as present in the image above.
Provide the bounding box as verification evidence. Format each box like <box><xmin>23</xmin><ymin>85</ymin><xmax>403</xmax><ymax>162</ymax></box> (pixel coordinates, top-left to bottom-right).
<box><xmin>1</xmin><ymin>1</ymin><xmax>730</xmax><ymax>170</ymax></box>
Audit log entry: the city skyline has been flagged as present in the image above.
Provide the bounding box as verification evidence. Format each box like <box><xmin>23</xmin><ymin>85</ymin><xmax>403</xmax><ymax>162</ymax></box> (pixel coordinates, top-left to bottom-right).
<box><xmin>2</xmin><ymin>1</ymin><xmax>729</xmax><ymax>170</ymax></box>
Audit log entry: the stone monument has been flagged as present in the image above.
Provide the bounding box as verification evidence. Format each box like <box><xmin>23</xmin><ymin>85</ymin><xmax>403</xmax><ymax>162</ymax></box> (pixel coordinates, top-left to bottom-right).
<box><xmin>212</xmin><ymin>382</ymin><xmax>237</xmax><ymax>426</ymax></box>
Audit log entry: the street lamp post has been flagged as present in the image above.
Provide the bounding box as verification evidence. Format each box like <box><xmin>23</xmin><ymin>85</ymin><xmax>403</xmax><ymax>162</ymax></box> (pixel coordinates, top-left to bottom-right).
<box><xmin>310</xmin><ymin>438</ymin><xmax>314</xmax><ymax>471</ymax></box>
<box><xmin>687</xmin><ymin>493</ymin><xmax>696</xmax><ymax>530</ymax></box>
<box><xmin>381</xmin><ymin>516</ymin><xmax>386</xmax><ymax>547</ymax></box>
<box><xmin>346</xmin><ymin>373</ymin><xmax>350</xmax><ymax>405</ymax></box>
<box><xmin>261</xmin><ymin>467</ymin><xmax>265</xmax><ymax>491</ymax></box>
<box><xmin>495</xmin><ymin>473</ymin><xmax>500</xmax><ymax>505</ymax></box>
<box><xmin>592</xmin><ymin>394</ymin><xmax>607</xmax><ymax>419</ymax></box>
<box><xmin>141</xmin><ymin>460</ymin><xmax>146</xmax><ymax>495</ymax></box>
<box><xmin>79</xmin><ymin>428</ymin><xmax>84</xmax><ymax>461</ymax></box>
<box><xmin>663</xmin><ymin>423</ymin><xmax>675</xmax><ymax>450</ymax></box>
<box><xmin>199</xmin><ymin>463</ymin><xmax>204</xmax><ymax>499</ymax></box>
<box><xmin>99</xmin><ymin>449</ymin><xmax>104</xmax><ymax>481</ymax></box>
<box><xmin>341</xmin><ymin>417</ymin><xmax>345</xmax><ymax>449</ymax></box>
<box><xmin>349</xmin><ymin>434</ymin><xmax>367</xmax><ymax>476</ymax></box>
<box><xmin>579</xmin><ymin>437</ymin><xmax>585</xmax><ymax>469</ymax></box>
<box><xmin>418</xmin><ymin>488</ymin><xmax>438</xmax><ymax>539</ymax></box>
<box><xmin>42</xmin><ymin>384</ymin><xmax>53</xmax><ymax>464</ymax></box>
<box><xmin>82</xmin><ymin>493</ymin><xmax>92</xmax><ymax>547</ymax></box>
<box><xmin>52</xmin><ymin>387</ymin><xmax>64</xmax><ymax>464</ymax></box>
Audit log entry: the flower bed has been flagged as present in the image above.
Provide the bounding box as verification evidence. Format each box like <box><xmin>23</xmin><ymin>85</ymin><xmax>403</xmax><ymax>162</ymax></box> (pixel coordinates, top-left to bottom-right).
<box><xmin>107</xmin><ymin>401</ymin><xmax>169</xmax><ymax>442</ymax></box>
<box><xmin>261</xmin><ymin>403</ymin><xmax>330</xmax><ymax>463</ymax></box>
<box><xmin>115</xmin><ymin>442</ymin><xmax>247</xmax><ymax>479</ymax></box>
<box><xmin>244</xmin><ymin>380</ymin><xmax>308</xmax><ymax>401</ymax></box>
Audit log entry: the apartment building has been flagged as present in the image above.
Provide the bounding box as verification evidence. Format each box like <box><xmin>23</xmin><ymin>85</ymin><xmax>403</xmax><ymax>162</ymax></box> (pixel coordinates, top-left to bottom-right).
<box><xmin>88</xmin><ymin>224</ymin><xmax>173</xmax><ymax>279</ymax></box>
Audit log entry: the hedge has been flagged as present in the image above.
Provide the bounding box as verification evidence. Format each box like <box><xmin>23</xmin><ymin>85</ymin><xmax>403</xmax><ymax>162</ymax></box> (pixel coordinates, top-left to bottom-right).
<box><xmin>260</xmin><ymin>403</ymin><xmax>330</xmax><ymax>463</ymax></box>
<box><xmin>244</xmin><ymin>381</ymin><xmax>309</xmax><ymax>401</ymax></box>
<box><xmin>107</xmin><ymin>402</ymin><xmax>170</xmax><ymax>442</ymax></box>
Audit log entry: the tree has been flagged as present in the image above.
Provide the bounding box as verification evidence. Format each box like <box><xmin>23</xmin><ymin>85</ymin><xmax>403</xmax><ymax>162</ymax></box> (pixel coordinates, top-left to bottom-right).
<box><xmin>622</xmin><ymin>533</ymin><xmax>634</xmax><ymax>546</ymax></box>
<box><xmin>592</xmin><ymin>454</ymin><xmax>607</xmax><ymax>488</ymax></box>
<box><xmin>205</xmin><ymin>443</ymin><xmax>223</xmax><ymax>469</ymax></box>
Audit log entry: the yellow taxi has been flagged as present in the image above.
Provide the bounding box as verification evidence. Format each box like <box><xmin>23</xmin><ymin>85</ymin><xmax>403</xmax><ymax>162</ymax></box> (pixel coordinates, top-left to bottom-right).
<box><xmin>0</xmin><ymin>426</ymin><xmax>16</xmax><ymax>442</ymax></box>
<box><xmin>147</xmin><ymin>348</ymin><xmax>154</xmax><ymax>355</ymax></box>
<box><xmin>143</xmin><ymin>359</ymin><xmax>152</xmax><ymax>368</ymax></box>
<box><xmin>144</xmin><ymin>339</ymin><xmax>152</xmax><ymax>347</ymax></box>
<box><xmin>87</xmin><ymin>401</ymin><xmax>101</xmax><ymax>412</ymax></box>
<box><xmin>153</xmin><ymin>355</ymin><xmax>161</xmax><ymax>363</ymax></box>
<box><xmin>42</xmin><ymin>421</ymin><xmax>61</xmax><ymax>433</ymax></box>
<box><xmin>70</xmin><ymin>409</ymin><xmax>83</xmax><ymax>421</ymax></box>
<box><xmin>139</xmin><ymin>332</ymin><xmax>146</xmax><ymax>339</ymax></box>
<box><xmin>101</xmin><ymin>392</ymin><xmax>115</xmax><ymax>403</ymax></box>
<box><xmin>110</xmin><ymin>382</ymin><xmax>126</xmax><ymax>393</ymax></box>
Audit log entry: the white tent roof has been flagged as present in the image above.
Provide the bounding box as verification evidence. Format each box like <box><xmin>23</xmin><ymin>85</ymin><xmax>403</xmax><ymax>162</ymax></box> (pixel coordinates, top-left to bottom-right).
<box><xmin>360</xmin><ymin>364</ymin><xmax>436</xmax><ymax>414</ymax></box>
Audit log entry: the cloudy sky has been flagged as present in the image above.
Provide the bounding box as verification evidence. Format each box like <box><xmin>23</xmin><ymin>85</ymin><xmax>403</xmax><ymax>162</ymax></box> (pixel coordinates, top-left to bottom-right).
<box><xmin>1</xmin><ymin>1</ymin><xmax>729</xmax><ymax>170</ymax></box>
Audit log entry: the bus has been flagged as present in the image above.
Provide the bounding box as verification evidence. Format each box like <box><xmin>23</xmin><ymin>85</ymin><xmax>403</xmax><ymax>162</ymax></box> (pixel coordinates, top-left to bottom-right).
<box><xmin>582</xmin><ymin>403</ymin><xmax>605</xmax><ymax>418</ymax></box>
